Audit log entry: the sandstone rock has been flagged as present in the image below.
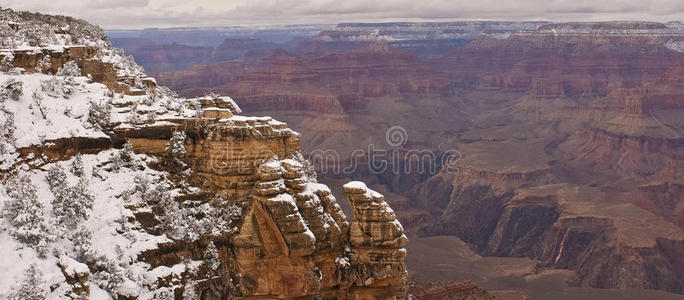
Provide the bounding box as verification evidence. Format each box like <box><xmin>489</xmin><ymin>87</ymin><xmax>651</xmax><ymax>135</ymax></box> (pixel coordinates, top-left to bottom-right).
<box><xmin>344</xmin><ymin>181</ymin><xmax>408</xmax><ymax>299</ymax></box>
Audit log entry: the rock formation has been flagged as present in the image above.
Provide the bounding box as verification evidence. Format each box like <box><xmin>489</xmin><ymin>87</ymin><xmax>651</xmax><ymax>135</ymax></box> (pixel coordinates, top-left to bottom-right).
<box><xmin>0</xmin><ymin>8</ymin><xmax>408</xmax><ymax>300</ymax></box>
<box><xmin>344</xmin><ymin>181</ymin><xmax>408</xmax><ymax>299</ymax></box>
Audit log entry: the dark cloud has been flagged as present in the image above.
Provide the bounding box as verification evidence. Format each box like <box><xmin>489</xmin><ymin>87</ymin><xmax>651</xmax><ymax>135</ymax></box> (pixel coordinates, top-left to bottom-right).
<box><xmin>2</xmin><ymin>0</ymin><xmax>684</xmax><ymax>29</ymax></box>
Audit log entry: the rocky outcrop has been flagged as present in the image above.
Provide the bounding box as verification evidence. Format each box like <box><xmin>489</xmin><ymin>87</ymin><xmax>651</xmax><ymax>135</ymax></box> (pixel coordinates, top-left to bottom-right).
<box><xmin>0</xmin><ymin>46</ymin><xmax>149</xmax><ymax>95</ymax></box>
<box><xmin>112</xmin><ymin>93</ymin><xmax>409</xmax><ymax>299</ymax></box>
<box><xmin>344</xmin><ymin>181</ymin><xmax>408</xmax><ymax>299</ymax></box>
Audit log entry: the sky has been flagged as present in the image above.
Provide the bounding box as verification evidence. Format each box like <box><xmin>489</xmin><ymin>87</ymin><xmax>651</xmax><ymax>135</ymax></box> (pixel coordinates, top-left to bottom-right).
<box><xmin>2</xmin><ymin>0</ymin><xmax>684</xmax><ymax>29</ymax></box>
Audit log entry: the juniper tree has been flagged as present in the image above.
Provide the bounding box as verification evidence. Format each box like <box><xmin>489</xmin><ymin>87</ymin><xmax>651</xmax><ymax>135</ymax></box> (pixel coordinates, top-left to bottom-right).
<box><xmin>87</xmin><ymin>100</ymin><xmax>112</xmax><ymax>130</ymax></box>
<box><xmin>47</xmin><ymin>165</ymin><xmax>94</xmax><ymax>232</ymax></box>
<box><xmin>0</xmin><ymin>53</ymin><xmax>13</xmax><ymax>72</ymax></box>
<box><xmin>35</xmin><ymin>55</ymin><xmax>51</xmax><ymax>73</ymax></box>
<box><xmin>7</xmin><ymin>264</ymin><xmax>47</xmax><ymax>300</ymax></box>
<box><xmin>0</xmin><ymin>105</ymin><xmax>15</xmax><ymax>154</ymax></box>
<box><xmin>183</xmin><ymin>281</ymin><xmax>199</xmax><ymax>300</ymax></box>
<box><xmin>3</xmin><ymin>175</ymin><xmax>52</xmax><ymax>257</ymax></box>
<box><xmin>165</xmin><ymin>130</ymin><xmax>187</xmax><ymax>170</ymax></box>
<box><xmin>2</xmin><ymin>78</ymin><xmax>23</xmax><ymax>101</ymax></box>
<box><xmin>203</xmin><ymin>241</ymin><xmax>221</xmax><ymax>272</ymax></box>
<box><xmin>57</xmin><ymin>60</ymin><xmax>81</xmax><ymax>77</ymax></box>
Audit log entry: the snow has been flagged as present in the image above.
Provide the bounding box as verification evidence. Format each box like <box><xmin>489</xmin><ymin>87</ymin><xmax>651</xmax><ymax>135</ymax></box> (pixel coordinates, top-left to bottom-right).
<box><xmin>57</xmin><ymin>255</ymin><xmax>89</xmax><ymax>277</ymax></box>
<box><xmin>89</xmin><ymin>285</ymin><xmax>113</xmax><ymax>300</ymax></box>
<box><xmin>335</xmin><ymin>256</ymin><xmax>350</xmax><ymax>267</ymax></box>
<box><xmin>271</xmin><ymin>192</ymin><xmax>296</xmax><ymax>205</ymax></box>
<box><xmin>343</xmin><ymin>181</ymin><xmax>367</xmax><ymax>190</ymax></box>
<box><xmin>0</xmin><ymin>151</ymin><xmax>180</xmax><ymax>298</ymax></box>
<box><xmin>665</xmin><ymin>40</ymin><xmax>684</xmax><ymax>53</ymax></box>
<box><xmin>302</xmin><ymin>183</ymin><xmax>332</xmax><ymax>196</ymax></box>
<box><xmin>0</xmin><ymin>72</ymin><xmax>109</xmax><ymax>149</ymax></box>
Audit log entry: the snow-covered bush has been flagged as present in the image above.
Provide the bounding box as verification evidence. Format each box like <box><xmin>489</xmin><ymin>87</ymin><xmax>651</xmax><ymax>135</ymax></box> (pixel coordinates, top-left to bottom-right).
<box><xmin>71</xmin><ymin>154</ymin><xmax>84</xmax><ymax>176</ymax></box>
<box><xmin>126</xmin><ymin>103</ymin><xmax>145</xmax><ymax>125</ymax></box>
<box><xmin>166</xmin><ymin>130</ymin><xmax>187</xmax><ymax>170</ymax></box>
<box><xmin>183</xmin><ymin>281</ymin><xmax>199</xmax><ymax>300</ymax></box>
<box><xmin>87</xmin><ymin>100</ymin><xmax>112</xmax><ymax>130</ymax></box>
<box><xmin>0</xmin><ymin>106</ymin><xmax>15</xmax><ymax>154</ymax></box>
<box><xmin>31</xmin><ymin>90</ymin><xmax>47</xmax><ymax>119</ymax></box>
<box><xmin>91</xmin><ymin>256</ymin><xmax>125</xmax><ymax>294</ymax></box>
<box><xmin>291</xmin><ymin>152</ymin><xmax>318</xmax><ymax>182</ymax></box>
<box><xmin>7</xmin><ymin>264</ymin><xmax>47</xmax><ymax>300</ymax></box>
<box><xmin>1</xmin><ymin>78</ymin><xmax>23</xmax><ymax>101</ymax></box>
<box><xmin>0</xmin><ymin>8</ymin><xmax>108</xmax><ymax>48</ymax></box>
<box><xmin>163</xmin><ymin>194</ymin><xmax>242</xmax><ymax>242</ymax></box>
<box><xmin>203</xmin><ymin>241</ymin><xmax>221</xmax><ymax>272</ymax></box>
<box><xmin>109</xmin><ymin>48</ymin><xmax>145</xmax><ymax>77</ymax></box>
<box><xmin>144</xmin><ymin>182</ymin><xmax>172</xmax><ymax>205</ymax></box>
<box><xmin>70</xmin><ymin>224</ymin><xmax>95</xmax><ymax>262</ymax></box>
<box><xmin>47</xmin><ymin>165</ymin><xmax>94</xmax><ymax>232</ymax></box>
<box><xmin>110</xmin><ymin>143</ymin><xmax>139</xmax><ymax>171</ymax></box>
<box><xmin>3</xmin><ymin>175</ymin><xmax>53</xmax><ymax>257</ymax></box>
<box><xmin>0</xmin><ymin>53</ymin><xmax>14</xmax><ymax>72</ymax></box>
<box><xmin>40</xmin><ymin>76</ymin><xmax>74</xmax><ymax>98</ymax></box>
<box><xmin>57</xmin><ymin>60</ymin><xmax>81</xmax><ymax>77</ymax></box>
<box><xmin>35</xmin><ymin>55</ymin><xmax>51</xmax><ymax>73</ymax></box>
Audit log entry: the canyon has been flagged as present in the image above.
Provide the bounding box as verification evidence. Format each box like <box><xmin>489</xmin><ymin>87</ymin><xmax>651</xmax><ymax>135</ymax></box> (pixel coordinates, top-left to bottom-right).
<box><xmin>132</xmin><ymin>21</ymin><xmax>684</xmax><ymax>298</ymax></box>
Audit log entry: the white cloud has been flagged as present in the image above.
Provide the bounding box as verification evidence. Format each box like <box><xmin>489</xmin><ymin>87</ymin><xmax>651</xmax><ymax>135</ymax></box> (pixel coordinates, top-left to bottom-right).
<box><xmin>2</xmin><ymin>0</ymin><xmax>684</xmax><ymax>29</ymax></box>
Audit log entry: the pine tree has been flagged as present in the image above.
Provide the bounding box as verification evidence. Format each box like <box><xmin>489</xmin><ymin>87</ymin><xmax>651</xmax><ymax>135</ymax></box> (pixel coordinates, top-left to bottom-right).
<box><xmin>0</xmin><ymin>53</ymin><xmax>13</xmax><ymax>72</ymax></box>
<box><xmin>48</xmin><ymin>165</ymin><xmax>94</xmax><ymax>232</ymax></box>
<box><xmin>3</xmin><ymin>175</ymin><xmax>52</xmax><ymax>257</ymax></box>
<box><xmin>2</xmin><ymin>78</ymin><xmax>23</xmax><ymax>101</ymax></box>
<box><xmin>57</xmin><ymin>60</ymin><xmax>81</xmax><ymax>77</ymax></box>
<box><xmin>0</xmin><ymin>105</ymin><xmax>15</xmax><ymax>154</ymax></box>
<box><xmin>7</xmin><ymin>264</ymin><xmax>47</xmax><ymax>300</ymax></box>
<box><xmin>87</xmin><ymin>100</ymin><xmax>112</xmax><ymax>130</ymax></box>
<box><xmin>166</xmin><ymin>130</ymin><xmax>187</xmax><ymax>158</ymax></box>
<box><xmin>203</xmin><ymin>241</ymin><xmax>221</xmax><ymax>272</ymax></box>
<box><xmin>165</xmin><ymin>130</ymin><xmax>187</xmax><ymax>170</ymax></box>
<box><xmin>71</xmin><ymin>224</ymin><xmax>95</xmax><ymax>262</ymax></box>
<box><xmin>35</xmin><ymin>55</ymin><xmax>51</xmax><ymax>73</ymax></box>
<box><xmin>70</xmin><ymin>154</ymin><xmax>85</xmax><ymax>176</ymax></box>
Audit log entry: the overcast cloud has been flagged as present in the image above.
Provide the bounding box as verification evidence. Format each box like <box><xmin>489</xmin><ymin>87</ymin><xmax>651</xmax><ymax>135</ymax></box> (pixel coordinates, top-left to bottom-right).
<box><xmin>2</xmin><ymin>0</ymin><xmax>683</xmax><ymax>29</ymax></box>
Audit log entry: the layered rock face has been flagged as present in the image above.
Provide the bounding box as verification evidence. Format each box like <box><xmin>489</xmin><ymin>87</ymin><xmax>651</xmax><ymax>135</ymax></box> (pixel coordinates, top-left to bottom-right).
<box><xmin>121</xmin><ymin>109</ymin><xmax>410</xmax><ymax>298</ymax></box>
<box><xmin>113</xmin><ymin>66</ymin><xmax>410</xmax><ymax>300</ymax></box>
<box><xmin>343</xmin><ymin>181</ymin><xmax>408</xmax><ymax>299</ymax></box>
